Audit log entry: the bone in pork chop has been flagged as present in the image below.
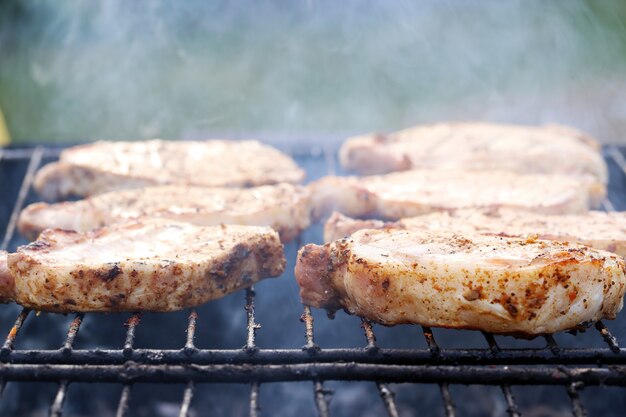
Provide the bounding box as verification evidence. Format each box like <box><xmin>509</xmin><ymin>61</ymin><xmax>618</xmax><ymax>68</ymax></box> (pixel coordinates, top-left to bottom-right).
<box><xmin>8</xmin><ymin>220</ymin><xmax>285</xmax><ymax>312</ymax></box>
<box><xmin>339</xmin><ymin>122</ymin><xmax>607</xmax><ymax>182</ymax></box>
<box><xmin>19</xmin><ymin>183</ymin><xmax>311</xmax><ymax>242</ymax></box>
<box><xmin>34</xmin><ymin>140</ymin><xmax>305</xmax><ymax>201</ymax></box>
<box><xmin>296</xmin><ymin>229</ymin><xmax>626</xmax><ymax>335</ymax></box>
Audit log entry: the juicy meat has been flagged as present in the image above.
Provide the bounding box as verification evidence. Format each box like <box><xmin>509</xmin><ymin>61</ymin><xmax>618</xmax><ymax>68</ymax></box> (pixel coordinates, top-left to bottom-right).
<box><xmin>324</xmin><ymin>210</ymin><xmax>626</xmax><ymax>257</ymax></box>
<box><xmin>339</xmin><ymin>122</ymin><xmax>607</xmax><ymax>182</ymax></box>
<box><xmin>310</xmin><ymin>170</ymin><xmax>604</xmax><ymax>221</ymax></box>
<box><xmin>19</xmin><ymin>183</ymin><xmax>311</xmax><ymax>242</ymax></box>
<box><xmin>296</xmin><ymin>229</ymin><xmax>626</xmax><ymax>335</ymax></box>
<box><xmin>34</xmin><ymin>140</ymin><xmax>305</xmax><ymax>201</ymax></box>
<box><xmin>0</xmin><ymin>251</ymin><xmax>15</xmax><ymax>303</ymax></box>
<box><xmin>8</xmin><ymin>220</ymin><xmax>285</xmax><ymax>312</ymax></box>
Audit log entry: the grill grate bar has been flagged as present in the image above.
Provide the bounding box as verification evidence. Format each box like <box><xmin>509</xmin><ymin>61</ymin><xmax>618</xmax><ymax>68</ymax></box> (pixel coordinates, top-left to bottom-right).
<box><xmin>61</xmin><ymin>313</ymin><xmax>84</xmax><ymax>354</ymax></box>
<box><xmin>1</xmin><ymin>146</ymin><xmax>43</xmax><ymax>251</ymax></box>
<box><xmin>115</xmin><ymin>385</ymin><xmax>132</xmax><ymax>417</ymax></box>
<box><xmin>49</xmin><ymin>380</ymin><xmax>69</xmax><ymax>417</ymax></box>
<box><xmin>245</xmin><ymin>287</ymin><xmax>259</xmax><ymax>352</ymax></box>
<box><xmin>421</xmin><ymin>326</ymin><xmax>440</xmax><ymax>355</ymax></box>
<box><xmin>361</xmin><ymin>320</ymin><xmax>400</xmax><ymax>417</ymax></box>
<box><xmin>544</xmin><ymin>335</ymin><xmax>561</xmax><ymax>355</ymax></box>
<box><xmin>377</xmin><ymin>383</ymin><xmax>400</xmax><ymax>417</ymax></box>
<box><xmin>301</xmin><ymin>305</ymin><xmax>319</xmax><ymax>353</ymax></box>
<box><xmin>602</xmin><ymin>198</ymin><xmax>616</xmax><ymax>212</ymax></box>
<box><xmin>313</xmin><ymin>380</ymin><xmax>331</xmax><ymax>417</ymax></box>
<box><xmin>185</xmin><ymin>310</ymin><xmax>198</xmax><ymax>352</ymax></box>
<box><xmin>595</xmin><ymin>321</ymin><xmax>621</xmax><ymax>353</ymax></box>
<box><xmin>361</xmin><ymin>319</ymin><xmax>378</xmax><ymax>352</ymax></box>
<box><xmin>244</xmin><ymin>287</ymin><xmax>262</xmax><ymax>416</ymax></box>
<box><xmin>567</xmin><ymin>382</ymin><xmax>587</xmax><ymax>417</ymax></box>
<box><xmin>178</xmin><ymin>381</ymin><xmax>195</xmax><ymax>417</ymax></box>
<box><xmin>439</xmin><ymin>383</ymin><xmax>456</xmax><ymax>417</ymax></box>
<box><xmin>116</xmin><ymin>313</ymin><xmax>142</xmax><ymax>417</ymax></box>
<box><xmin>482</xmin><ymin>333</ymin><xmax>521</xmax><ymax>417</ymax></box>
<box><xmin>501</xmin><ymin>385</ymin><xmax>521</xmax><ymax>417</ymax></box>
<box><xmin>1</xmin><ymin>308</ymin><xmax>30</xmax><ymax>356</ymax></box>
<box><xmin>123</xmin><ymin>313</ymin><xmax>142</xmax><ymax>356</ymax></box>
<box><xmin>421</xmin><ymin>327</ymin><xmax>457</xmax><ymax>416</ymax></box>
<box><xmin>49</xmin><ymin>313</ymin><xmax>85</xmax><ymax>416</ymax></box>
<box><xmin>250</xmin><ymin>382</ymin><xmax>261</xmax><ymax>417</ymax></box>
<box><xmin>607</xmin><ymin>145</ymin><xmax>626</xmax><ymax>178</ymax></box>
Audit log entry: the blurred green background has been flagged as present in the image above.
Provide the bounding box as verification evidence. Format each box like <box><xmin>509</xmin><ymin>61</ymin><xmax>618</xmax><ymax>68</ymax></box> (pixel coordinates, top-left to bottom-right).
<box><xmin>1</xmin><ymin>0</ymin><xmax>626</xmax><ymax>145</ymax></box>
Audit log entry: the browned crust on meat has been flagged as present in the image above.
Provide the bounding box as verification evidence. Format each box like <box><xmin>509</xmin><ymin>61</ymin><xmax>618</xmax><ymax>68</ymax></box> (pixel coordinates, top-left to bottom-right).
<box><xmin>0</xmin><ymin>251</ymin><xmax>15</xmax><ymax>303</ymax></box>
<box><xmin>8</xmin><ymin>223</ymin><xmax>286</xmax><ymax>312</ymax></box>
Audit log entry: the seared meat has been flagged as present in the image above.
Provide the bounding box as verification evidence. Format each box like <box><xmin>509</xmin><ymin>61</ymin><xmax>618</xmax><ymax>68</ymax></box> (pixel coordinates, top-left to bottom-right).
<box><xmin>324</xmin><ymin>210</ymin><xmax>626</xmax><ymax>257</ymax></box>
<box><xmin>0</xmin><ymin>251</ymin><xmax>14</xmax><ymax>303</ymax></box>
<box><xmin>296</xmin><ymin>229</ymin><xmax>626</xmax><ymax>335</ymax></box>
<box><xmin>34</xmin><ymin>140</ymin><xmax>305</xmax><ymax>201</ymax></box>
<box><xmin>340</xmin><ymin>122</ymin><xmax>607</xmax><ymax>181</ymax></box>
<box><xmin>310</xmin><ymin>170</ymin><xmax>604</xmax><ymax>221</ymax></box>
<box><xmin>19</xmin><ymin>183</ymin><xmax>311</xmax><ymax>242</ymax></box>
<box><xmin>8</xmin><ymin>220</ymin><xmax>285</xmax><ymax>312</ymax></box>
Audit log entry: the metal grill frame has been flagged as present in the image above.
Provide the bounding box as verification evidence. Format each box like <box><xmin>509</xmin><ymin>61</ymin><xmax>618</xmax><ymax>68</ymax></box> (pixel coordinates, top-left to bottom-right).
<box><xmin>1</xmin><ymin>145</ymin><xmax>626</xmax><ymax>417</ymax></box>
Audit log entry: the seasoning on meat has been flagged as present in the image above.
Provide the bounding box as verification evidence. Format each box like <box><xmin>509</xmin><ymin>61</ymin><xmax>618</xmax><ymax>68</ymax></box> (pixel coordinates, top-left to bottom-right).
<box><xmin>19</xmin><ymin>183</ymin><xmax>311</xmax><ymax>242</ymax></box>
<box><xmin>34</xmin><ymin>140</ymin><xmax>305</xmax><ymax>201</ymax></box>
<box><xmin>296</xmin><ymin>228</ymin><xmax>626</xmax><ymax>335</ymax></box>
<box><xmin>8</xmin><ymin>220</ymin><xmax>286</xmax><ymax>312</ymax></box>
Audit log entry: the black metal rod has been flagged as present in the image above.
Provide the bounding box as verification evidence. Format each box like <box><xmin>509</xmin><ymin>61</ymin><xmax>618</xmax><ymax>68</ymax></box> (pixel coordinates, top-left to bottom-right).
<box><xmin>377</xmin><ymin>383</ymin><xmax>399</xmax><ymax>417</ymax></box>
<box><xmin>301</xmin><ymin>306</ymin><xmax>319</xmax><ymax>353</ymax></box>
<box><xmin>439</xmin><ymin>383</ymin><xmax>456</xmax><ymax>417</ymax></box>
<box><xmin>245</xmin><ymin>287</ymin><xmax>259</xmax><ymax>352</ymax></box>
<box><xmin>49</xmin><ymin>380</ymin><xmax>69</xmax><ymax>417</ymax></box>
<box><xmin>185</xmin><ymin>310</ymin><xmax>197</xmax><ymax>352</ymax></box>
<box><xmin>313</xmin><ymin>380</ymin><xmax>330</xmax><ymax>417</ymax></box>
<box><xmin>122</xmin><ymin>313</ymin><xmax>142</xmax><ymax>356</ymax></box>
<box><xmin>567</xmin><ymin>382</ymin><xmax>587</xmax><ymax>417</ymax></box>
<box><xmin>5</xmin><ymin>346</ymin><xmax>626</xmax><ymax>366</ymax></box>
<box><xmin>179</xmin><ymin>381</ymin><xmax>195</xmax><ymax>417</ymax></box>
<box><xmin>1</xmin><ymin>146</ymin><xmax>43</xmax><ymax>251</ymax></box>
<box><xmin>1</xmin><ymin>363</ymin><xmax>625</xmax><ymax>385</ymax></box>
<box><xmin>61</xmin><ymin>313</ymin><xmax>84</xmax><ymax>354</ymax></box>
<box><xmin>595</xmin><ymin>322</ymin><xmax>621</xmax><ymax>354</ymax></box>
<box><xmin>501</xmin><ymin>385</ymin><xmax>521</xmax><ymax>417</ymax></box>
<box><xmin>115</xmin><ymin>385</ymin><xmax>132</xmax><ymax>417</ymax></box>
<box><xmin>250</xmin><ymin>382</ymin><xmax>261</xmax><ymax>417</ymax></box>
<box><xmin>1</xmin><ymin>308</ymin><xmax>31</xmax><ymax>356</ymax></box>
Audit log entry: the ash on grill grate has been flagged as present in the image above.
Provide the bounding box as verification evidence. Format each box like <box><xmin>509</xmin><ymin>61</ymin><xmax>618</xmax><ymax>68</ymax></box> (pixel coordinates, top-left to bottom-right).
<box><xmin>0</xmin><ymin>145</ymin><xmax>626</xmax><ymax>416</ymax></box>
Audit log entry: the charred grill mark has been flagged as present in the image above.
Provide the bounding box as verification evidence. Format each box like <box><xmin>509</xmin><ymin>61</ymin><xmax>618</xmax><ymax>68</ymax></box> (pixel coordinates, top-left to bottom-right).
<box><xmin>97</xmin><ymin>264</ymin><xmax>123</xmax><ymax>282</ymax></box>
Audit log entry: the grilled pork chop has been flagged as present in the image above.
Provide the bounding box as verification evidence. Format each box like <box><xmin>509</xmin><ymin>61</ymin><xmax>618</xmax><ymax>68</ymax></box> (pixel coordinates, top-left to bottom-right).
<box><xmin>34</xmin><ymin>140</ymin><xmax>305</xmax><ymax>201</ymax></box>
<box><xmin>19</xmin><ymin>183</ymin><xmax>311</xmax><ymax>242</ymax></box>
<box><xmin>8</xmin><ymin>220</ymin><xmax>285</xmax><ymax>312</ymax></box>
<box><xmin>324</xmin><ymin>210</ymin><xmax>626</xmax><ymax>257</ymax></box>
<box><xmin>310</xmin><ymin>170</ymin><xmax>604</xmax><ymax>221</ymax></box>
<box><xmin>0</xmin><ymin>251</ymin><xmax>14</xmax><ymax>303</ymax></box>
<box><xmin>340</xmin><ymin>122</ymin><xmax>607</xmax><ymax>181</ymax></box>
<box><xmin>296</xmin><ymin>229</ymin><xmax>626</xmax><ymax>335</ymax></box>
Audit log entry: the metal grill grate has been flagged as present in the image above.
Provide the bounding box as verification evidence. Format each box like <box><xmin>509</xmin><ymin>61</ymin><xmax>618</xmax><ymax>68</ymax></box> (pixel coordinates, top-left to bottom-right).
<box><xmin>1</xmin><ymin>145</ymin><xmax>626</xmax><ymax>416</ymax></box>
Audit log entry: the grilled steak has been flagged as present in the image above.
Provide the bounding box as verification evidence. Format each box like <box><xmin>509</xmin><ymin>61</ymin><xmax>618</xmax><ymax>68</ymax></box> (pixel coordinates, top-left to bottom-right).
<box><xmin>324</xmin><ymin>210</ymin><xmax>626</xmax><ymax>257</ymax></box>
<box><xmin>34</xmin><ymin>140</ymin><xmax>305</xmax><ymax>201</ymax></box>
<box><xmin>19</xmin><ymin>183</ymin><xmax>311</xmax><ymax>242</ymax></box>
<box><xmin>296</xmin><ymin>229</ymin><xmax>626</xmax><ymax>335</ymax></box>
<box><xmin>339</xmin><ymin>122</ymin><xmax>607</xmax><ymax>181</ymax></box>
<box><xmin>8</xmin><ymin>220</ymin><xmax>285</xmax><ymax>312</ymax></box>
<box><xmin>310</xmin><ymin>170</ymin><xmax>604</xmax><ymax>221</ymax></box>
<box><xmin>0</xmin><ymin>251</ymin><xmax>14</xmax><ymax>303</ymax></box>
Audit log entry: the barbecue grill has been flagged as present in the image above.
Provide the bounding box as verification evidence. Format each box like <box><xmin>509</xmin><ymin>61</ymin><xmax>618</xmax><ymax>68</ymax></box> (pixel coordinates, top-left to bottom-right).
<box><xmin>2</xmin><ymin>143</ymin><xmax>626</xmax><ymax>416</ymax></box>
